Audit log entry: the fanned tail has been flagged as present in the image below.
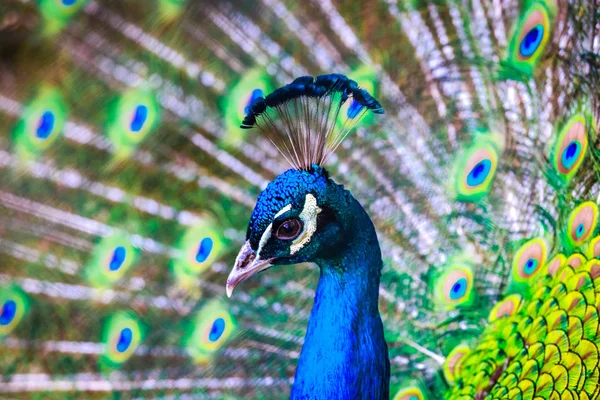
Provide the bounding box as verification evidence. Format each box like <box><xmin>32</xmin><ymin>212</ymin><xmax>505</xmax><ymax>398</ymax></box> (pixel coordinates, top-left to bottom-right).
<box><xmin>0</xmin><ymin>0</ymin><xmax>598</xmax><ymax>399</ymax></box>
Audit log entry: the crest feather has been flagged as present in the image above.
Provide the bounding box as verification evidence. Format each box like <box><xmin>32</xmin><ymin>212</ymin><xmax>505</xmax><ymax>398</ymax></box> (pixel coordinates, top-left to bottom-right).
<box><xmin>241</xmin><ymin>74</ymin><xmax>384</xmax><ymax>170</ymax></box>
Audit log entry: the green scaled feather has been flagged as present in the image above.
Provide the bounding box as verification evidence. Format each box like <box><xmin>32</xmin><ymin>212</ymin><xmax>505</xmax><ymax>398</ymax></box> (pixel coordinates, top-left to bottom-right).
<box><xmin>447</xmin><ymin>208</ymin><xmax>600</xmax><ymax>399</ymax></box>
<box><xmin>392</xmin><ymin>380</ymin><xmax>431</xmax><ymax>400</ymax></box>
<box><xmin>443</xmin><ymin>344</ymin><xmax>471</xmax><ymax>386</ymax></box>
<box><xmin>584</xmin><ymin>236</ymin><xmax>600</xmax><ymax>260</ymax></box>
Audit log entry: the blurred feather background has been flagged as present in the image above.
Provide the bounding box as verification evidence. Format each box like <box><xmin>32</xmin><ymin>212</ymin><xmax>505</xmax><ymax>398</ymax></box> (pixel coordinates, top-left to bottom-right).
<box><xmin>0</xmin><ymin>0</ymin><xmax>598</xmax><ymax>399</ymax></box>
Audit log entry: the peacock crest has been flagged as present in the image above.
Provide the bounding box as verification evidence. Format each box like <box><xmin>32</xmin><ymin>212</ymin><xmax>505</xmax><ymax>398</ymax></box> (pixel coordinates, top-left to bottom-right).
<box><xmin>241</xmin><ymin>74</ymin><xmax>384</xmax><ymax>170</ymax></box>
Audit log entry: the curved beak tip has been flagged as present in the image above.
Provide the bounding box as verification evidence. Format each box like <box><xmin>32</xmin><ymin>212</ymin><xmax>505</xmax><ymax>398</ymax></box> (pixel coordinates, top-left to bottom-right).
<box><xmin>225</xmin><ymin>282</ymin><xmax>234</xmax><ymax>298</ymax></box>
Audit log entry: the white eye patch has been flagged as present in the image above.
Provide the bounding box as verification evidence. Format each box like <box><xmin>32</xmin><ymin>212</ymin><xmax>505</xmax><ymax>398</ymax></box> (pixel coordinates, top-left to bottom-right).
<box><xmin>255</xmin><ymin>194</ymin><xmax>321</xmax><ymax>257</ymax></box>
<box><xmin>290</xmin><ymin>194</ymin><xmax>321</xmax><ymax>255</ymax></box>
<box><xmin>256</xmin><ymin>204</ymin><xmax>292</xmax><ymax>258</ymax></box>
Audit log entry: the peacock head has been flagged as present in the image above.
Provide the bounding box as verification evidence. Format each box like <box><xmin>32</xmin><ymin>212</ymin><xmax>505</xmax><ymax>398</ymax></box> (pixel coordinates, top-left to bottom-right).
<box><xmin>226</xmin><ymin>165</ymin><xmax>356</xmax><ymax>296</ymax></box>
<box><xmin>224</xmin><ymin>74</ymin><xmax>384</xmax><ymax>297</ymax></box>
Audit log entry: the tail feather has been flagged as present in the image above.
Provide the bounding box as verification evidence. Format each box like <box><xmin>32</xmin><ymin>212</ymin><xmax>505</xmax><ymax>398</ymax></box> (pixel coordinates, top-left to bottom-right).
<box><xmin>0</xmin><ymin>0</ymin><xmax>598</xmax><ymax>398</ymax></box>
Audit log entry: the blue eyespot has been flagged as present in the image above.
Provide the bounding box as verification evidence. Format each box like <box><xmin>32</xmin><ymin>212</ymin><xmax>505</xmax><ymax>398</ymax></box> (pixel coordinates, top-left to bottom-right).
<box><xmin>36</xmin><ymin>111</ymin><xmax>55</xmax><ymax>139</ymax></box>
<box><xmin>450</xmin><ymin>278</ymin><xmax>467</xmax><ymax>300</ymax></box>
<box><xmin>561</xmin><ymin>141</ymin><xmax>581</xmax><ymax>170</ymax></box>
<box><xmin>208</xmin><ymin>318</ymin><xmax>225</xmax><ymax>342</ymax></box>
<box><xmin>62</xmin><ymin>0</ymin><xmax>78</xmax><ymax>5</ymax></box>
<box><xmin>116</xmin><ymin>328</ymin><xmax>133</xmax><ymax>352</ymax></box>
<box><xmin>195</xmin><ymin>238</ymin><xmax>213</xmax><ymax>263</ymax></box>
<box><xmin>0</xmin><ymin>300</ymin><xmax>16</xmax><ymax>326</ymax></box>
<box><xmin>109</xmin><ymin>246</ymin><xmax>127</xmax><ymax>271</ymax></box>
<box><xmin>244</xmin><ymin>89</ymin><xmax>264</xmax><ymax>115</ymax></box>
<box><xmin>523</xmin><ymin>258</ymin><xmax>538</xmax><ymax>275</ymax></box>
<box><xmin>347</xmin><ymin>100</ymin><xmax>364</xmax><ymax>119</ymax></box>
<box><xmin>130</xmin><ymin>105</ymin><xmax>148</xmax><ymax>133</ymax></box>
<box><xmin>576</xmin><ymin>223</ymin><xmax>585</xmax><ymax>239</ymax></box>
<box><xmin>466</xmin><ymin>159</ymin><xmax>491</xmax><ymax>187</ymax></box>
<box><xmin>520</xmin><ymin>24</ymin><xmax>544</xmax><ymax>58</ymax></box>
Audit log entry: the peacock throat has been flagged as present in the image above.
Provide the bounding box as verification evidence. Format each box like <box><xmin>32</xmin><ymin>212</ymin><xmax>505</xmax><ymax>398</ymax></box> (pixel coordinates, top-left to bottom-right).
<box><xmin>226</xmin><ymin>75</ymin><xmax>390</xmax><ymax>398</ymax></box>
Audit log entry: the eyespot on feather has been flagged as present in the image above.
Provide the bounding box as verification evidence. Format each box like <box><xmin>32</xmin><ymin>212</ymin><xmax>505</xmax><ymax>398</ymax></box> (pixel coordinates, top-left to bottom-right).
<box><xmin>566</xmin><ymin>202</ymin><xmax>598</xmax><ymax>247</ymax></box>
<box><xmin>443</xmin><ymin>345</ymin><xmax>471</xmax><ymax>385</ymax></box>
<box><xmin>38</xmin><ymin>0</ymin><xmax>87</xmax><ymax>20</ymax></box>
<box><xmin>512</xmin><ymin>237</ymin><xmax>548</xmax><ymax>282</ymax></box>
<box><xmin>224</xmin><ymin>69</ymin><xmax>273</xmax><ymax>145</ymax></box>
<box><xmin>337</xmin><ymin>66</ymin><xmax>378</xmax><ymax>127</ymax></box>
<box><xmin>107</xmin><ymin>89</ymin><xmax>160</xmax><ymax>159</ymax></box>
<box><xmin>434</xmin><ymin>264</ymin><xmax>474</xmax><ymax>309</ymax></box>
<box><xmin>567</xmin><ymin>253</ymin><xmax>587</xmax><ymax>270</ymax></box>
<box><xmin>185</xmin><ymin>301</ymin><xmax>236</xmax><ymax>364</ymax></box>
<box><xmin>489</xmin><ymin>294</ymin><xmax>523</xmax><ymax>322</ymax></box>
<box><xmin>503</xmin><ymin>1</ymin><xmax>554</xmax><ymax>76</ymax></box>
<box><xmin>393</xmin><ymin>387</ymin><xmax>426</xmax><ymax>400</ymax></box>
<box><xmin>37</xmin><ymin>0</ymin><xmax>88</xmax><ymax>35</ymax></box>
<box><xmin>545</xmin><ymin>254</ymin><xmax>566</xmax><ymax>276</ymax></box>
<box><xmin>85</xmin><ymin>233</ymin><xmax>136</xmax><ymax>288</ymax></box>
<box><xmin>551</xmin><ymin>114</ymin><xmax>588</xmax><ymax>184</ymax></box>
<box><xmin>13</xmin><ymin>85</ymin><xmax>67</xmax><ymax>159</ymax></box>
<box><xmin>585</xmin><ymin>236</ymin><xmax>600</xmax><ymax>260</ymax></box>
<box><xmin>172</xmin><ymin>221</ymin><xmax>225</xmax><ymax>286</ymax></box>
<box><xmin>517</xmin><ymin>9</ymin><xmax>549</xmax><ymax>62</ymax></box>
<box><xmin>0</xmin><ymin>286</ymin><xmax>29</xmax><ymax>337</ymax></box>
<box><xmin>100</xmin><ymin>311</ymin><xmax>143</xmax><ymax>368</ymax></box>
<box><xmin>452</xmin><ymin>136</ymin><xmax>501</xmax><ymax>202</ymax></box>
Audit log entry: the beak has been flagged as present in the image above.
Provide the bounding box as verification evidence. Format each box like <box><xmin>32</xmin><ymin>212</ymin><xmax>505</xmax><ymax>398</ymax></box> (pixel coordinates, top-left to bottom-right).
<box><xmin>226</xmin><ymin>241</ymin><xmax>274</xmax><ymax>298</ymax></box>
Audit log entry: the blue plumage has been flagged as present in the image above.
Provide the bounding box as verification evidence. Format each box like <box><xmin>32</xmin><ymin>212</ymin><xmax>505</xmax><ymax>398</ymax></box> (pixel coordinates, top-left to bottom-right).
<box><xmin>227</xmin><ymin>75</ymin><xmax>389</xmax><ymax>398</ymax></box>
<box><xmin>247</xmin><ymin>167</ymin><xmax>328</xmax><ymax>249</ymax></box>
<box><xmin>229</xmin><ymin>165</ymin><xmax>390</xmax><ymax>399</ymax></box>
<box><xmin>291</xmin><ymin>174</ymin><xmax>389</xmax><ymax>399</ymax></box>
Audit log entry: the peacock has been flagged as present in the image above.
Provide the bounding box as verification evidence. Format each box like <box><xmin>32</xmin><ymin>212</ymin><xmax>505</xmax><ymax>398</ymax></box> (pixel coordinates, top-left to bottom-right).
<box><xmin>0</xmin><ymin>0</ymin><xmax>599</xmax><ymax>399</ymax></box>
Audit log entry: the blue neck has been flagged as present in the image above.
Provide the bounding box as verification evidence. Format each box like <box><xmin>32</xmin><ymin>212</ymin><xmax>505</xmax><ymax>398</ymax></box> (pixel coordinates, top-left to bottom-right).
<box><xmin>291</xmin><ymin>199</ymin><xmax>390</xmax><ymax>400</ymax></box>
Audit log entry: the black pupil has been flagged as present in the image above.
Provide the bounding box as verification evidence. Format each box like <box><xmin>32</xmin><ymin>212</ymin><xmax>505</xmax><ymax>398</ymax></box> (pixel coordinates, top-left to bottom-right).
<box><xmin>282</xmin><ymin>222</ymin><xmax>294</xmax><ymax>233</ymax></box>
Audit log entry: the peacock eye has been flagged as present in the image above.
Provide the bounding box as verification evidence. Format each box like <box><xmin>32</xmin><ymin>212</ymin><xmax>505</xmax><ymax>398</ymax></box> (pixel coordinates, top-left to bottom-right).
<box><xmin>275</xmin><ymin>219</ymin><xmax>303</xmax><ymax>240</ymax></box>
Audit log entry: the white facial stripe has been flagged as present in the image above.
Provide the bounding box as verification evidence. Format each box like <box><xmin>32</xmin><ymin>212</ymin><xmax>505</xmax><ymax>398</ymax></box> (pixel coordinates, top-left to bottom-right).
<box><xmin>290</xmin><ymin>194</ymin><xmax>321</xmax><ymax>255</ymax></box>
<box><xmin>256</xmin><ymin>223</ymin><xmax>272</xmax><ymax>258</ymax></box>
<box><xmin>274</xmin><ymin>204</ymin><xmax>292</xmax><ymax>219</ymax></box>
<box><xmin>256</xmin><ymin>204</ymin><xmax>292</xmax><ymax>257</ymax></box>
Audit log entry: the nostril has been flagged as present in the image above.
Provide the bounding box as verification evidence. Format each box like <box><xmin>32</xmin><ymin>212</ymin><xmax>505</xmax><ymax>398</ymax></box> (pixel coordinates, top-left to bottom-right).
<box><xmin>241</xmin><ymin>252</ymin><xmax>255</xmax><ymax>269</ymax></box>
<box><xmin>234</xmin><ymin>242</ymin><xmax>256</xmax><ymax>270</ymax></box>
